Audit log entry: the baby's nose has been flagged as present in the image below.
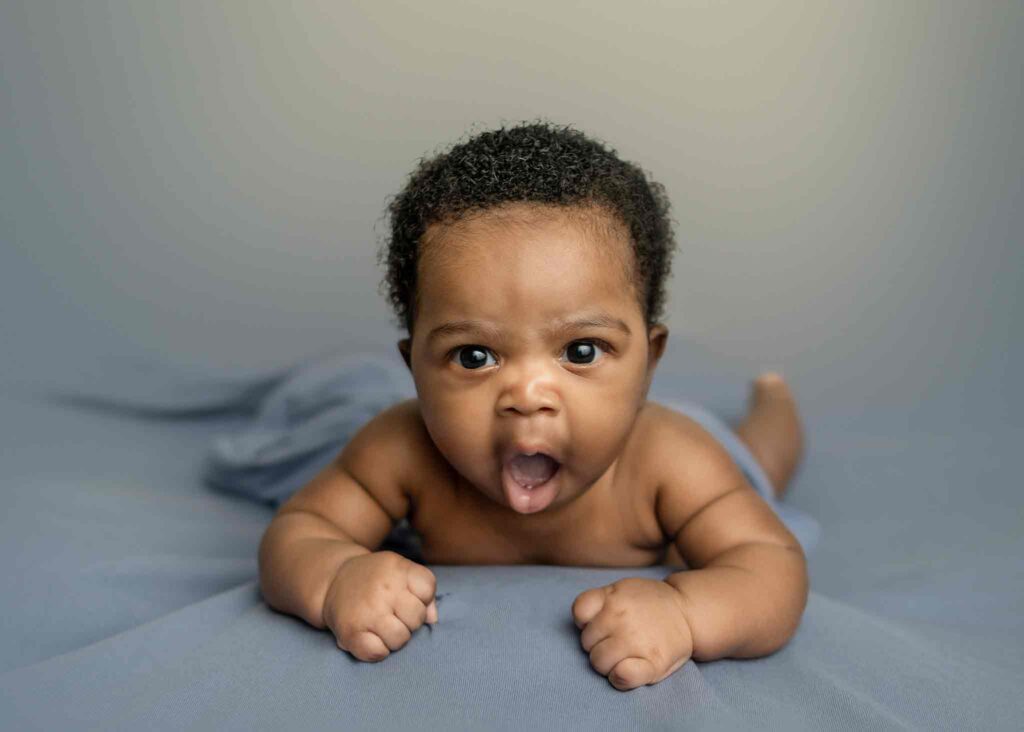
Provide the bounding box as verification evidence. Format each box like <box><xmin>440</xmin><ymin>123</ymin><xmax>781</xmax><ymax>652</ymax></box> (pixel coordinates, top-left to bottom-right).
<box><xmin>497</xmin><ymin>367</ymin><xmax>559</xmax><ymax>416</ymax></box>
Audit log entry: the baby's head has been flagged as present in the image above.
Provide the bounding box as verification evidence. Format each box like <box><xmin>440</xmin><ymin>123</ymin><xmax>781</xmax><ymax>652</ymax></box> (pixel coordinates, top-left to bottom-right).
<box><xmin>378</xmin><ymin>121</ymin><xmax>677</xmax><ymax>516</ymax></box>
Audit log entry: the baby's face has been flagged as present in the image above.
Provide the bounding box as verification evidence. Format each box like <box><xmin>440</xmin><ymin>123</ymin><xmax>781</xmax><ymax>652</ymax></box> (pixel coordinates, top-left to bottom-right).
<box><xmin>398</xmin><ymin>205</ymin><xmax>668</xmax><ymax>517</ymax></box>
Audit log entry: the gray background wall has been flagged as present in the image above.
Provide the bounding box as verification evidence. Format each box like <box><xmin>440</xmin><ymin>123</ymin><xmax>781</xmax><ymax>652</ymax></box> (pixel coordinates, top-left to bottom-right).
<box><xmin>2</xmin><ymin>1</ymin><xmax>1020</xmax><ymax>426</ymax></box>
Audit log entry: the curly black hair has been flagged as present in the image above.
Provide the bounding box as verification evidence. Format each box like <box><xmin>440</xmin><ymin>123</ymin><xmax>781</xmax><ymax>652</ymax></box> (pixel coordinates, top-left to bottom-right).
<box><xmin>377</xmin><ymin>120</ymin><xmax>677</xmax><ymax>335</ymax></box>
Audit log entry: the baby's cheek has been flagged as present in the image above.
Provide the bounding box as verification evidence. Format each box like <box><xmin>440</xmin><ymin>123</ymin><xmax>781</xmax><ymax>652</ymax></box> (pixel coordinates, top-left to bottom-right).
<box><xmin>423</xmin><ymin>414</ymin><xmax>495</xmax><ymax>477</ymax></box>
<box><xmin>574</xmin><ymin>404</ymin><xmax>635</xmax><ymax>460</ymax></box>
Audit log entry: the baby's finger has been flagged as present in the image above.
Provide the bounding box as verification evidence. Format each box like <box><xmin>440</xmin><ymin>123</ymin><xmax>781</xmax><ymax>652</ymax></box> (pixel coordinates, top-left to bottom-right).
<box><xmin>405</xmin><ymin>563</ymin><xmax>438</xmax><ymax>606</ymax></box>
<box><xmin>579</xmin><ymin>613</ymin><xmax>615</xmax><ymax>652</ymax></box>
<box><xmin>370</xmin><ymin>613</ymin><xmax>413</xmax><ymax>652</ymax></box>
<box><xmin>587</xmin><ymin>635</ymin><xmax>631</xmax><ymax>678</ymax></box>
<box><xmin>392</xmin><ymin>591</ymin><xmax>429</xmax><ymax>632</ymax></box>
<box><xmin>608</xmin><ymin>657</ymin><xmax>657</xmax><ymax>691</ymax></box>
<box><xmin>571</xmin><ymin>586</ymin><xmax>609</xmax><ymax>629</ymax></box>
<box><xmin>426</xmin><ymin>598</ymin><xmax>438</xmax><ymax>624</ymax></box>
<box><xmin>342</xmin><ymin>630</ymin><xmax>390</xmax><ymax>662</ymax></box>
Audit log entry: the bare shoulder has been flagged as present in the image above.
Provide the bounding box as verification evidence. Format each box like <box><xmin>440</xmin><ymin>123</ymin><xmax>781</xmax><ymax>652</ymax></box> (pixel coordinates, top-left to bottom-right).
<box><xmin>613</xmin><ymin>400</ymin><xmax>713</xmax><ymax>513</ymax></box>
<box><xmin>278</xmin><ymin>398</ymin><xmax>422</xmax><ymax>522</ymax></box>
<box><xmin>641</xmin><ymin>401</ymin><xmax>757</xmax><ymax>529</ymax></box>
<box><xmin>639</xmin><ymin>400</ymin><xmax>714</xmax><ymax>444</ymax></box>
<box><xmin>645</xmin><ymin>400</ymin><xmax>801</xmax><ymax>567</ymax></box>
<box><xmin>634</xmin><ymin>401</ymin><xmax>731</xmax><ymax>505</ymax></box>
<box><xmin>633</xmin><ymin>400</ymin><xmax>721</xmax><ymax>462</ymax></box>
<box><xmin>339</xmin><ymin>397</ymin><xmax>434</xmax><ymax>508</ymax></box>
<box><xmin>267</xmin><ymin>397</ymin><xmax>432</xmax><ymax>551</ymax></box>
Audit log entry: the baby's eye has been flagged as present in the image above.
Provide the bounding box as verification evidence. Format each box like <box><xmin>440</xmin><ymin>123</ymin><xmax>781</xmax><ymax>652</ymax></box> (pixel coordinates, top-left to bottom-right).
<box><xmin>450</xmin><ymin>345</ymin><xmax>496</xmax><ymax>370</ymax></box>
<box><xmin>563</xmin><ymin>340</ymin><xmax>607</xmax><ymax>365</ymax></box>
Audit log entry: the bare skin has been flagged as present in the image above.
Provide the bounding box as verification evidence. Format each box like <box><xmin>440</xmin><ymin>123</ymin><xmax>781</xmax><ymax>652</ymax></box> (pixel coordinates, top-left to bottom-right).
<box><xmin>258</xmin><ymin>203</ymin><xmax>808</xmax><ymax>691</ymax></box>
<box><xmin>735</xmin><ymin>372</ymin><xmax>805</xmax><ymax>500</ymax></box>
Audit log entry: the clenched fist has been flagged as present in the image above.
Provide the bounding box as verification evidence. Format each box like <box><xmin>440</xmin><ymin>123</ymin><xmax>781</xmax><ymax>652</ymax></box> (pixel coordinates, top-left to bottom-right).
<box><xmin>322</xmin><ymin>550</ymin><xmax>438</xmax><ymax>661</ymax></box>
<box><xmin>572</xmin><ymin>577</ymin><xmax>694</xmax><ymax>691</ymax></box>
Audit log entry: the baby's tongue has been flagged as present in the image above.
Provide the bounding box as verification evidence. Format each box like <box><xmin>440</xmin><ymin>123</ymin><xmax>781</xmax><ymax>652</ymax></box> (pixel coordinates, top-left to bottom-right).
<box><xmin>508</xmin><ymin>453</ymin><xmax>559</xmax><ymax>487</ymax></box>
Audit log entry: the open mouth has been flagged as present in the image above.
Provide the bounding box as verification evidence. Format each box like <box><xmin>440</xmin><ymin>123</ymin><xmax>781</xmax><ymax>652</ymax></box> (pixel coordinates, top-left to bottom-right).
<box><xmin>507</xmin><ymin>452</ymin><xmax>560</xmax><ymax>488</ymax></box>
<box><xmin>502</xmin><ymin>452</ymin><xmax>562</xmax><ymax>514</ymax></box>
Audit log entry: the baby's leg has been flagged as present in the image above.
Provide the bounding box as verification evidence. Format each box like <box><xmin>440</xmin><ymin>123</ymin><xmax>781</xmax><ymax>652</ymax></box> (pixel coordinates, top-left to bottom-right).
<box><xmin>735</xmin><ymin>373</ymin><xmax>804</xmax><ymax>500</ymax></box>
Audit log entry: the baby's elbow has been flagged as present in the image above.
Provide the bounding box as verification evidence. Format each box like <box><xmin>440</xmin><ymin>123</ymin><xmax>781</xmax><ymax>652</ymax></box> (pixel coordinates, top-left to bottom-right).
<box><xmin>773</xmin><ymin>550</ymin><xmax>810</xmax><ymax>653</ymax></box>
<box><xmin>747</xmin><ymin>546</ymin><xmax>809</xmax><ymax>658</ymax></box>
<box><xmin>731</xmin><ymin>604</ymin><xmax>806</xmax><ymax>660</ymax></box>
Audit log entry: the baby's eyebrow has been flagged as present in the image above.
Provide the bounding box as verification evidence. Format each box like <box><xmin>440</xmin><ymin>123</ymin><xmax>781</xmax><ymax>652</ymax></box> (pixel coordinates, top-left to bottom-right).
<box><xmin>426</xmin><ymin>320</ymin><xmax>501</xmax><ymax>345</ymax></box>
<box><xmin>426</xmin><ymin>313</ymin><xmax>631</xmax><ymax>345</ymax></box>
<box><xmin>549</xmin><ymin>314</ymin><xmax>632</xmax><ymax>338</ymax></box>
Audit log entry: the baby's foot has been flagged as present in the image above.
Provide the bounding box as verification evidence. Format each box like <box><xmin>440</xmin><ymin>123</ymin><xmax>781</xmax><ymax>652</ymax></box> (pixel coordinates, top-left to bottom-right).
<box><xmin>735</xmin><ymin>373</ymin><xmax>805</xmax><ymax>500</ymax></box>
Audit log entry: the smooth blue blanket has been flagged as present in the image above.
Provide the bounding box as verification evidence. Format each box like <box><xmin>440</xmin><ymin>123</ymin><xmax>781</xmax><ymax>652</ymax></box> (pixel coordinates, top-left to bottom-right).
<box><xmin>1</xmin><ymin>354</ymin><xmax>1021</xmax><ymax>730</ymax></box>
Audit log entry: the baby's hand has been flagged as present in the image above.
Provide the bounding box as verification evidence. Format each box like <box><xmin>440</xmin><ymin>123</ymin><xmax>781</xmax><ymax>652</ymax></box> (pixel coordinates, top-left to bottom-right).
<box><xmin>322</xmin><ymin>550</ymin><xmax>438</xmax><ymax>662</ymax></box>
<box><xmin>572</xmin><ymin>578</ymin><xmax>694</xmax><ymax>691</ymax></box>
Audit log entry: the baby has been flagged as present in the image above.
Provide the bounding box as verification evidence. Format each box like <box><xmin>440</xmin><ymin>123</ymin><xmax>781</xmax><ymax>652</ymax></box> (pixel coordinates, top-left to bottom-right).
<box><xmin>258</xmin><ymin>121</ymin><xmax>809</xmax><ymax>691</ymax></box>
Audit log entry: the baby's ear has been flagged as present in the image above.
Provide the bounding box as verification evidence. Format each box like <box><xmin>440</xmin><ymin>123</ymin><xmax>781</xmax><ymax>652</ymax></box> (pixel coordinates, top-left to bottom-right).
<box><xmin>397</xmin><ymin>338</ymin><xmax>412</xmax><ymax>370</ymax></box>
<box><xmin>641</xmin><ymin>325</ymin><xmax>668</xmax><ymax>398</ymax></box>
<box><xmin>647</xmin><ymin>324</ymin><xmax>668</xmax><ymax>365</ymax></box>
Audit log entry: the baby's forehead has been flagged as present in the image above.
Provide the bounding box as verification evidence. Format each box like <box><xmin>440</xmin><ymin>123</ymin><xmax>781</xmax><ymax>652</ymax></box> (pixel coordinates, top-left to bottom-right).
<box><xmin>420</xmin><ymin>203</ymin><xmax>634</xmax><ymax>271</ymax></box>
<box><xmin>415</xmin><ymin>209</ymin><xmax>641</xmax><ymax>325</ymax></box>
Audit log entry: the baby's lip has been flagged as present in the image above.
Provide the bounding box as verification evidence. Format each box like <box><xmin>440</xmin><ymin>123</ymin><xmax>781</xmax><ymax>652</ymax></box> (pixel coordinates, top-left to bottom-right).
<box><xmin>502</xmin><ymin>441</ymin><xmax>563</xmax><ymax>466</ymax></box>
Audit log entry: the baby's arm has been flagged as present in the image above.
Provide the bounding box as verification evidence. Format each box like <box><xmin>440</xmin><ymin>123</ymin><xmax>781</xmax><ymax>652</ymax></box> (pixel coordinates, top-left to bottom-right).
<box><xmin>258</xmin><ymin>402</ymin><xmax>438</xmax><ymax>660</ymax></box>
<box><xmin>657</xmin><ymin>442</ymin><xmax>808</xmax><ymax>661</ymax></box>
<box><xmin>572</xmin><ymin>415</ymin><xmax>807</xmax><ymax>690</ymax></box>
